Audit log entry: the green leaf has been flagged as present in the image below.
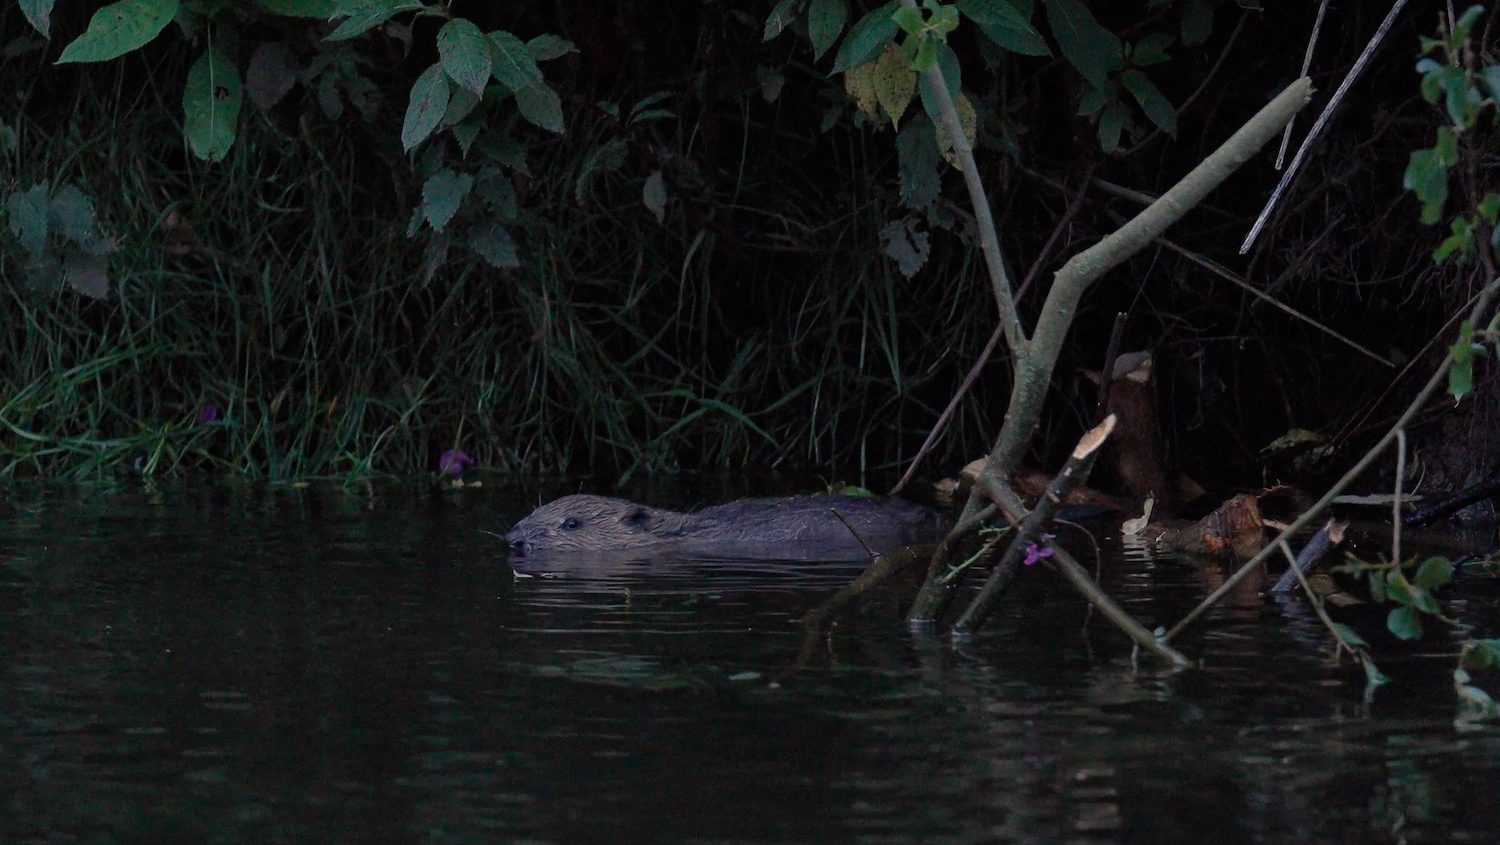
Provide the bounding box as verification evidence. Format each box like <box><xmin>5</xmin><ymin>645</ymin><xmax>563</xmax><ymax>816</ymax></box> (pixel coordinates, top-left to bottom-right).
<box><xmin>1181</xmin><ymin>0</ymin><xmax>1213</xmax><ymax>46</ymax></box>
<box><xmin>1387</xmin><ymin>605</ymin><xmax>1423</xmax><ymax>640</ymax></box>
<box><xmin>325</xmin><ymin>0</ymin><xmax>421</xmax><ymax>41</ymax></box>
<box><xmin>1434</xmin><ymin>217</ymin><xmax>1473</xmax><ymax>264</ymax></box>
<box><xmin>183</xmin><ymin>48</ymin><xmax>243</xmax><ymax>162</ymax></box>
<box><xmin>437</xmin><ymin>18</ymin><xmax>491</xmax><ymax>95</ymax></box>
<box><xmin>1480</xmin><ymin>66</ymin><xmax>1500</xmax><ymax>104</ymax></box>
<box><xmin>642</xmin><ymin>169</ymin><xmax>667</xmax><ymax>223</ymax></box>
<box><xmin>956</xmin><ymin>0</ymin><xmax>1048</xmax><ymax>56</ymax></box>
<box><xmin>1121</xmin><ymin>68</ymin><xmax>1175</xmax><ymax>136</ymax></box>
<box><xmin>48</xmin><ymin>183</ymin><xmax>98</xmax><ymax>245</ymax></box>
<box><xmin>1132</xmin><ymin>33</ymin><xmax>1173</xmax><ymax>66</ymax></box>
<box><xmin>401</xmin><ymin>63</ymin><xmax>450</xmax><ymax>151</ymax></box>
<box><xmin>873</xmin><ymin>44</ymin><xmax>915</xmax><ymax>127</ymax></box>
<box><xmin>1403</xmin><ymin>147</ymin><xmax>1449</xmax><ymax>225</ymax></box>
<box><xmin>441</xmin><ymin>87</ymin><xmax>480</xmax><ymax>128</ymax></box>
<box><xmin>259</xmin><ymin>0</ymin><xmax>336</xmax><ymax>16</ymax></box>
<box><xmin>527</xmin><ymin>33</ymin><xmax>577</xmax><ymax>61</ymax></box>
<box><xmin>1046</xmin><ymin>0</ymin><xmax>1123</xmax><ymax>88</ymax></box>
<box><xmin>892</xmin><ymin>5</ymin><xmax>926</xmax><ymax>36</ymax></box>
<box><xmin>1385</xmin><ymin>570</ymin><xmax>1417</xmax><ymax>605</ymax></box>
<box><xmin>1331</xmin><ymin>622</ymin><xmax>1369</xmax><ymax>649</ymax></box>
<box><xmin>1077</xmin><ymin>86</ymin><xmax>1110</xmax><ymax>116</ymax></box>
<box><xmin>1410</xmin><ymin>587</ymin><xmax>1440</xmax><ymax>615</ymax></box>
<box><xmin>831</xmin><ymin>0</ymin><xmax>900</xmax><ymax>72</ymax></box>
<box><xmin>1368</xmin><ymin>570</ymin><xmax>1387</xmax><ymax>604</ymax></box>
<box><xmin>1462</xmin><ymin>639</ymin><xmax>1500</xmax><ymax>670</ymax></box>
<box><xmin>19</xmin><ymin>0</ymin><xmax>54</xmax><ymax>38</ymax></box>
<box><xmin>468</xmin><ymin>220</ymin><xmax>519</xmax><ymax>268</ymax></box>
<box><xmin>914</xmin><ymin>42</ymin><xmax>962</xmax><ymax>124</ymax></box>
<box><xmin>5</xmin><ymin>181</ymin><xmax>51</xmax><ymax>254</ymax></box>
<box><xmin>896</xmin><ymin>115</ymin><xmax>941</xmax><ymax>209</ymax></box>
<box><xmin>808</xmin><ymin>0</ymin><xmax>848</xmax><ymax>60</ymax></box>
<box><xmin>476</xmin><ymin>169</ymin><xmax>517</xmax><ymax>219</ymax></box>
<box><xmin>56</xmin><ymin>0</ymin><xmax>178</xmax><ymax>64</ymax></box>
<box><xmin>880</xmin><ymin>217</ymin><xmax>929</xmax><ymax>278</ymax></box>
<box><xmin>488</xmin><ymin>30</ymin><xmax>544</xmax><ymax>92</ymax></box>
<box><xmin>420</xmin><ymin>168</ymin><xmax>473</xmax><ymax>232</ymax></box>
<box><xmin>764</xmin><ymin>0</ymin><xmax>801</xmax><ymax>41</ymax></box>
<box><xmin>515</xmin><ymin>83</ymin><xmax>565</xmax><ymax>134</ymax></box>
<box><xmin>63</xmin><ymin>248</ymin><xmax>109</xmax><ymax>298</ymax></box>
<box><xmin>1097</xmin><ymin>99</ymin><xmax>1127</xmax><ymax>153</ymax></box>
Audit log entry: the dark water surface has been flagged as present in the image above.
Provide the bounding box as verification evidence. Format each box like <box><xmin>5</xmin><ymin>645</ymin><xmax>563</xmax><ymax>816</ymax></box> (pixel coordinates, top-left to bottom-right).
<box><xmin>4</xmin><ymin>484</ymin><xmax>1500</xmax><ymax>844</ymax></box>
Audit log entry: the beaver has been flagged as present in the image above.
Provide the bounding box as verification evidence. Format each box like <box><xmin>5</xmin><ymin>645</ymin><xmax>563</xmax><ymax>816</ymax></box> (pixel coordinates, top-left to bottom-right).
<box><xmin>504</xmin><ymin>493</ymin><xmax>948</xmax><ymax>562</ymax></box>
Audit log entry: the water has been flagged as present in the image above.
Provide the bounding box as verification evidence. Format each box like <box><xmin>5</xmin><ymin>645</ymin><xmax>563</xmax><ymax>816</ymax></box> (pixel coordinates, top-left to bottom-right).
<box><xmin>4</xmin><ymin>483</ymin><xmax>1500</xmax><ymax>844</ymax></box>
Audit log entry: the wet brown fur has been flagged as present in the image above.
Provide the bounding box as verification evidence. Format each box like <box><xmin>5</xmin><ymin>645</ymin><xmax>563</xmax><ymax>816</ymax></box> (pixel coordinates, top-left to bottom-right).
<box><xmin>505</xmin><ymin>493</ymin><xmax>947</xmax><ymax>560</ymax></box>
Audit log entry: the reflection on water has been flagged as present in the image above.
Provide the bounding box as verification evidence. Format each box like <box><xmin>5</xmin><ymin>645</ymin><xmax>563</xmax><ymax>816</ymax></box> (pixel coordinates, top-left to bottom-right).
<box><xmin>3</xmin><ymin>483</ymin><xmax>1500</xmax><ymax>844</ymax></box>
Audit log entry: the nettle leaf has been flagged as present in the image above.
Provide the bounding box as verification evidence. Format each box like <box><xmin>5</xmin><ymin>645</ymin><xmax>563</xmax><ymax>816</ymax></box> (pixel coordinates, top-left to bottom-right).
<box><xmin>437</xmin><ymin>18</ymin><xmax>491</xmax><ymax>95</ymax></box>
<box><xmin>1181</xmin><ymin>0</ymin><xmax>1213</xmax><ymax>46</ymax></box>
<box><xmin>1387</xmin><ymin>605</ymin><xmax>1423</xmax><ymax>640</ymax></box>
<box><xmin>896</xmin><ymin>116</ymin><xmax>941</xmax><ymax>209</ymax></box>
<box><xmin>488</xmin><ymin>31</ymin><xmax>543</xmax><ymax>92</ymax></box>
<box><xmin>183</xmin><ymin>48</ymin><xmax>243</xmax><ymax>162</ymax></box>
<box><xmin>469</xmin><ymin>220</ymin><xmax>519</xmax><ymax>268</ymax></box>
<box><xmin>246</xmin><ymin>42</ymin><xmax>298</xmax><ymax>110</ymax></box>
<box><xmin>1121</xmin><ymin>68</ymin><xmax>1176</xmax><ymax>136</ymax></box>
<box><xmin>63</xmin><ymin>249</ymin><xmax>109</xmax><ymax>298</ymax></box>
<box><xmin>873</xmin><ymin>44</ymin><xmax>915</xmax><ymax>127</ymax></box>
<box><xmin>844</xmin><ymin>61</ymin><xmax>880</xmax><ymax>121</ymax></box>
<box><xmin>956</xmin><ymin>0</ymin><xmax>1048</xmax><ymax>56</ymax></box>
<box><xmin>880</xmin><ymin>217</ymin><xmax>929</xmax><ymax>277</ymax></box>
<box><xmin>5</xmin><ymin>181</ymin><xmax>51</xmax><ymax>254</ymax></box>
<box><xmin>56</xmin><ymin>0</ymin><xmax>178</xmax><ymax>64</ymax></box>
<box><xmin>47</xmin><ymin>183</ymin><xmax>98</xmax><ymax>245</ymax></box>
<box><xmin>259</xmin><ymin>0</ymin><xmax>337</xmax><ymax>16</ymax></box>
<box><xmin>1045</xmin><ymin>0</ymin><xmax>1123</xmax><ymax>89</ymax></box>
<box><xmin>515</xmin><ymin>83</ymin><xmax>565</xmax><ymax>134</ymax></box>
<box><xmin>476</xmin><ymin>168</ymin><xmax>518</xmax><ymax>219</ymax></box>
<box><xmin>401</xmin><ymin>63</ymin><xmax>449</xmax><ymax>151</ymax></box>
<box><xmin>20</xmin><ymin>0</ymin><xmax>54</xmax><ymax>38</ymax></box>
<box><xmin>807</xmin><ymin>0</ymin><xmax>847</xmax><ymax>60</ymax></box>
<box><xmin>527</xmin><ymin>33</ymin><xmax>577</xmax><ymax>62</ymax></box>
<box><xmin>832</xmin><ymin>0</ymin><xmax>900</xmax><ymax>72</ymax></box>
<box><xmin>934</xmin><ymin>93</ymin><xmax>977</xmax><ymax>168</ymax></box>
<box><xmin>326</xmin><ymin>0</ymin><xmax>422</xmax><ymax>42</ymax></box>
<box><xmin>420</xmin><ymin>168</ymin><xmax>473</xmax><ymax>232</ymax></box>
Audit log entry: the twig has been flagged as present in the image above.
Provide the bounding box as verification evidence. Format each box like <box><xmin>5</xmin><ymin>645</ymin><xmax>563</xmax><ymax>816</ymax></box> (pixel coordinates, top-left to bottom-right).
<box><xmin>1271</xmin><ymin>518</ymin><xmax>1348</xmax><ymax>592</ymax></box>
<box><xmin>1276</xmin><ymin>0</ymin><xmax>1332</xmax><ymax>169</ymax></box>
<box><xmin>1278</xmin><ymin>538</ymin><xmax>1360</xmax><ymax>661</ymax></box>
<box><xmin>1105</xmin><ymin>211</ymin><xmax>1394</xmax><ymax>367</ymax></box>
<box><xmin>1242</xmin><ymin>0</ymin><xmax>1412</xmax><ymax>253</ymax></box>
<box><xmin>952</xmin><ymin>415</ymin><xmax>1116</xmax><ymax>633</ymax></box>
<box><xmin>1095</xmin><ymin>313</ymin><xmax>1128</xmax><ymax>424</ymax></box>
<box><xmin>1393</xmin><ymin>429</ymin><xmax>1406</xmax><ymax>564</ymax></box>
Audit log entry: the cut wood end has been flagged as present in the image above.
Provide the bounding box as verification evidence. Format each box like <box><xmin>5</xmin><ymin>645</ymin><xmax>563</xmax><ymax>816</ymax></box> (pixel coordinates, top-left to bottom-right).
<box><xmin>1073</xmin><ymin>414</ymin><xmax>1117</xmax><ymax>458</ymax></box>
<box><xmin>1324</xmin><ymin>518</ymin><xmax>1348</xmax><ymax>544</ymax></box>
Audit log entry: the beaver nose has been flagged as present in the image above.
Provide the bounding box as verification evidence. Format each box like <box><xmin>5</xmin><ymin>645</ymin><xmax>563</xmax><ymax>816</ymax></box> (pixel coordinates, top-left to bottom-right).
<box><xmin>504</xmin><ymin>530</ymin><xmax>529</xmax><ymax>556</ymax></box>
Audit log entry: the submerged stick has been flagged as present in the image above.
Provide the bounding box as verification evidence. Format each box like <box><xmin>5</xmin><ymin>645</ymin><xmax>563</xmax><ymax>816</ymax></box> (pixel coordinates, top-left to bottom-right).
<box><xmin>1270</xmin><ymin>519</ymin><xmax>1349</xmax><ymax>593</ymax></box>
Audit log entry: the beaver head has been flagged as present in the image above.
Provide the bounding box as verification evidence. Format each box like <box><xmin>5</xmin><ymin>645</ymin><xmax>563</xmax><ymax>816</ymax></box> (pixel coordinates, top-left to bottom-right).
<box><xmin>505</xmin><ymin>494</ymin><xmax>675</xmax><ymax>557</ymax></box>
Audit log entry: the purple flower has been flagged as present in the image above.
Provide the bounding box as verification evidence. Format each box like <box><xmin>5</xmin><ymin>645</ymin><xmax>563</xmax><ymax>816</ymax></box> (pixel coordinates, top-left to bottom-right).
<box><xmin>197</xmin><ymin>403</ymin><xmax>220</xmax><ymax>424</ymax></box>
<box><xmin>1023</xmin><ymin>535</ymin><xmax>1055</xmax><ymax>566</ymax></box>
<box><xmin>438</xmin><ymin>448</ymin><xmax>475</xmax><ymax>478</ymax></box>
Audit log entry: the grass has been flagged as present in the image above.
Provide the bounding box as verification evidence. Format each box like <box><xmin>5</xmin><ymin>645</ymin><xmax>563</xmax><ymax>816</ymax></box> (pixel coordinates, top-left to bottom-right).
<box><xmin>0</xmin><ymin>45</ymin><xmax>1009</xmax><ymax>486</ymax></box>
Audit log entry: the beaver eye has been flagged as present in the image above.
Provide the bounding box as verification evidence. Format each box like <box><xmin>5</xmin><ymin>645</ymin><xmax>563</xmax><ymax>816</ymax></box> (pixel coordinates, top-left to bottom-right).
<box><xmin>560</xmin><ymin>518</ymin><xmax>580</xmax><ymax>531</ymax></box>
